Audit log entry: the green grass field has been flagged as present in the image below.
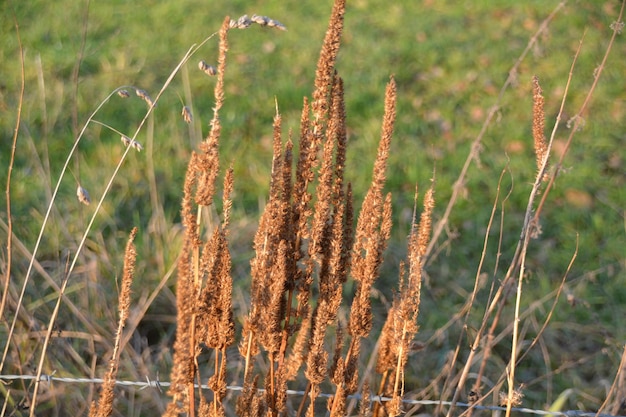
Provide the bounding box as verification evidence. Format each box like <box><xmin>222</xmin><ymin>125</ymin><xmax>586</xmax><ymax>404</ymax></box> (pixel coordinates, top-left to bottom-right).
<box><xmin>1</xmin><ymin>0</ymin><xmax>625</xmax><ymax>415</ymax></box>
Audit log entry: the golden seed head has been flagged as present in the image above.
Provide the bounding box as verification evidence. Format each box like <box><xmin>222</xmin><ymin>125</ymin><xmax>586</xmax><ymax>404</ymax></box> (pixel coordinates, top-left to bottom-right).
<box><xmin>182</xmin><ymin>106</ymin><xmax>193</xmax><ymax>123</ymax></box>
<box><xmin>117</xmin><ymin>89</ymin><xmax>130</xmax><ymax>98</ymax></box>
<box><xmin>77</xmin><ymin>185</ymin><xmax>91</xmax><ymax>205</ymax></box>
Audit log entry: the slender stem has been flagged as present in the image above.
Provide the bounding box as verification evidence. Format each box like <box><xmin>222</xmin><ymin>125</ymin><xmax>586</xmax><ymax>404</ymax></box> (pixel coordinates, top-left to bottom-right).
<box><xmin>0</xmin><ymin>10</ymin><xmax>25</xmax><ymax>370</ymax></box>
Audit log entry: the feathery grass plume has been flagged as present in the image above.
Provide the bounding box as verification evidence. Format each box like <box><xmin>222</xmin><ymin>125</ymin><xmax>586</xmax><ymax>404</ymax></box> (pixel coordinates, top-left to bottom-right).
<box><xmin>328</xmin><ymin>77</ymin><xmax>353</xmax><ymax>290</ymax></box>
<box><xmin>348</xmin><ymin>76</ymin><xmax>396</xmax><ymax>340</ymax></box>
<box><xmin>89</xmin><ymin>227</ymin><xmax>137</xmax><ymax>417</ymax></box>
<box><xmin>182</xmin><ymin>105</ymin><xmax>193</xmax><ymax>123</ymax></box>
<box><xmin>166</xmin><ymin>20</ymin><xmax>234</xmax><ymax>416</ymax></box>
<box><xmin>328</xmin><ymin>325</ymin><xmax>347</xmax><ymax>417</ymax></box>
<box><xmin>236</xmin><ymin>374</ymin><xmax>263</xmax><ymax>417</ymax></box>
<box><xmin>196</xmin><ymin>227</ymin><xmax>232</xmax><ymax>348</ymax></box>
<box><xmin>76</xmin><ymin>184</ymin><xmax>91</xmax><ymax>205</ymax></box>
<box><xmin>358</xmin><ymin>381</ymin><xmax>372</xmax><ymax>417</ymax></box>
<box><xmin>195</xmin><ymin>17</ymin><xmax>229</xmax><ymax>206</ymax></box>
<box><xmin>532</xmin><ymin>75</ymin><xmax>548</xmax><ymax>181</ymax></box>
<box><xmin>308</xmin><ymin>119</ymin><xmax>334</xmax><ymax>256</ymax></box>
<box><xmin>284</xmin><ymin>308</ymin><xmax>311</xmax><ymax>380</ymax></box>
<box><xmin>242</xmin><ymin>106</ymin><xmax>297</xmax><ymax>414</ymax></box>
<box><xmin>305</xmin><ymin>73</ymin><xmax>353</xmax><ymax>412</ymax></box>
<box><xmin>311</xmin><ymin>0</ymin><xmax>345</xmax><ymax>136</ymax></box>
<box><xmin>195</xmin><ymin>206</ymin><xmax>234</xmax><ymax>417</ymax></box>
<box><xmin>164</xmin><ymin>156</ymin><xmax>200</xmax><ymax>417</ymax></box>
<box><xmin>330</xmin><ymin>384</ymin><xmax>347</xmax><ymax>417</ymax></box>
<box><xmin>375</xmin><ymin>187</ymin><xmax>434</xmax><ymax>416</ymax></box>
<box><xmin>329</xmin><ymin>323</ymin><xmax>345</xmax><ymax>384</ymax></box>
<box><xmin>336</xmin><ymin>77</ymin><xmax>395</xmax><ymax>413</ymax></box>
<box><xmin>289</xmin><ymin>98</ymin><xmax>315</xmax><ymax>326</ymax></box>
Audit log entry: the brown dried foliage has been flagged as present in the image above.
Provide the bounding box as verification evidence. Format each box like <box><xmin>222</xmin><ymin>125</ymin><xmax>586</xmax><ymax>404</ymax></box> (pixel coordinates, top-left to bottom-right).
<box><xmin>164</xmin><ymin>16</ymin><xmax>235</xmax><ymax>417</ymax></box>
<box><xmin>90</xmin><ymin>228</ymin><xmax>137</xmax><ymax>417</ymax></box>
<box><xmin>167</xmin><ymin>1</ymin><xmax>429</xmax><ymax>415</ymax></box>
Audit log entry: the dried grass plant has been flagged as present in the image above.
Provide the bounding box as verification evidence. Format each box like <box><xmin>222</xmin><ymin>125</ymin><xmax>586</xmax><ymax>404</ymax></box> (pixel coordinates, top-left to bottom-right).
<box><xmin>2</xmin><ymin>1</ymin><xmax>625</xmax><ymax>416</ymax></box>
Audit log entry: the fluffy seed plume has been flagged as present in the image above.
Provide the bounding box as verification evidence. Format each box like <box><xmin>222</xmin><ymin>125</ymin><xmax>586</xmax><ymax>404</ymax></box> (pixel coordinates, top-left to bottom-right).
<box><xmin>77</xmin><ymin>185</ymin><xmax>91</xmax><ymax>205</ymax></box>
<box><xmin>195</xmin><ymin>17</ymin><xmax>230</xmax><ymax>206</ymax></box>
<box><xmin>499</xmin><ymin>387</ymin><xmax>524</xmax><ymax>408</ymax></box>
<box><xmin>610</xmin><ymin>20</ymin><xmax>624</xmax><ymax>34</ymax></box>
<box><xmin>198</xmin><ymin>60</ymin><xmax>217</xmax><ymax>76</ymax></box>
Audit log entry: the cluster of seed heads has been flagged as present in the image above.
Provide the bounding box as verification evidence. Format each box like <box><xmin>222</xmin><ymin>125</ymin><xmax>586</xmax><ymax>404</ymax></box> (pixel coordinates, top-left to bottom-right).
<box><xmin>135</xmin><ymin>88</ymin><xmax>155</xmax><ymax>107</ymax></box>
<box><xmin>121</xmin><ymin>135</ymin><xmax>144</xmax><ymax>152</ymax></box>
<box><xmin>229</xmin><ymin>14</ymin><xmax>287</xmax><ymax>31</ymax></box>
<box><xmin>198</xmin><ymin>60</ymin><xmax>217</xmax><ymax>76</ymax></box>
<box><xmin>117</xmin><ymin>89</ymin><xmax>130</xmax><ymax>98</ymax></box>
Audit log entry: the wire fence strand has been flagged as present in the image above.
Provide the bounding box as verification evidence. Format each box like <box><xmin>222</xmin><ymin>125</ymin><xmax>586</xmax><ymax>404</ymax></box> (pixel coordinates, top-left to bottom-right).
<box><xmin>1</xmin><ymin>373</ymin><xmax>624</xmax><ymax>417</ymax></box>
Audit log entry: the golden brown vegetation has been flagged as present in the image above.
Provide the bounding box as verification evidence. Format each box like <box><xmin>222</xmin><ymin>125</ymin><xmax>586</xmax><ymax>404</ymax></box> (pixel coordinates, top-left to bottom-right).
<box><xmin>153</xmin><ymin>2</ymin><xmax>435</xmax><ymax>415</ymax></box>
<box><xmin>3</xmin><ymin>1</ymin><xmax>625</xmax><ymax>416</ymax></box>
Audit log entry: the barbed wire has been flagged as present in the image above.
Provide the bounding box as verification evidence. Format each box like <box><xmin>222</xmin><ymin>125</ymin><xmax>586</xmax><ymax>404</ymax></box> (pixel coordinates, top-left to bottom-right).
<box><xmin>1</xmin><ymin>373</ymin><xmax>623</xmax><ymax>417</ymax></box>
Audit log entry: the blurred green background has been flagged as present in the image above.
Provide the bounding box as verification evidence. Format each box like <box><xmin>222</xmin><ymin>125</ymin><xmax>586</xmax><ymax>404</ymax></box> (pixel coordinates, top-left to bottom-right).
<box><xmin>1</xmin><ymin>0</ymin><xmax>624</xmax><ymax>413</ymax></box>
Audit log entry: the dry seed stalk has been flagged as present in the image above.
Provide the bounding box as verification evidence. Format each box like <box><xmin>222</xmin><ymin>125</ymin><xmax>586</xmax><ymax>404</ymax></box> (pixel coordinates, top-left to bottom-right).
<box><xmin>386</xmin><ymin>188</ymin><xmax>434</xmax><ymax>416</ymax></box>
<box><xmin>196</xmin><ymin>17</ymin><xmax>229</xmax><ymax>207</ymax></box>
<box><xmin>532</xmin><ymin>75</ymin><xmax>548</xmax><ymax>181</ymax></box>
<box><xmin>165</xmin><ymin>16</ymin><xmax>235</xmax><ymax>417</ymax></box>
<box><xmin>348</xmin><ymin>77</ymin><xmax>396</xmax><ymax>340</ymax></box>
<box><xmin>89</xmin><ymin>227</ymin><xmax>137</xmax><ymax>417</ymax></box>
<box><xmin>311</xmin><ymin>0</ymin><xmax>345</xmax><ymax>136</ymax></box>
<box><xmin>164</xmin><ymin>159</ymin><xmax>198</xmax><ymax>417</ymax></box>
